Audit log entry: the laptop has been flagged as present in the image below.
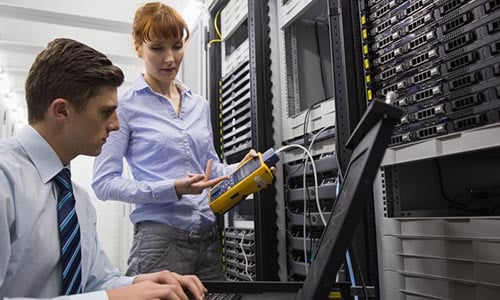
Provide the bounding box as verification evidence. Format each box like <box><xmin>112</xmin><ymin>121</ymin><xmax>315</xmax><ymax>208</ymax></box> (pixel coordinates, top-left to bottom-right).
<box><xmin>202</xmin><ymin>100</ymin><xmax>402</xmax><ymax>300</ymax></box>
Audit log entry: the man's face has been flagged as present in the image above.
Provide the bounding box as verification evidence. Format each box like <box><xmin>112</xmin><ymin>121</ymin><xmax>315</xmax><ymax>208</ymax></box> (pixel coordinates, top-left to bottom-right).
<box><xmin>68</xmin><ymin>86</ymin><xmax>119</xmax><ymax>157</ymax></box>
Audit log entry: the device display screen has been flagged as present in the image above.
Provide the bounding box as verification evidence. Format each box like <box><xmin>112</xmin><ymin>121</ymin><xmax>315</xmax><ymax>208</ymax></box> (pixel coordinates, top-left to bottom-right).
<box><xmin>210</xmin><ymin>157</ymin><xmax>261</xmax><ymax>200</ymax></box>
<box><xmin>232</xmin><ymin>157</ymin><xmax>260</xmax><ymax>182</ymax></box>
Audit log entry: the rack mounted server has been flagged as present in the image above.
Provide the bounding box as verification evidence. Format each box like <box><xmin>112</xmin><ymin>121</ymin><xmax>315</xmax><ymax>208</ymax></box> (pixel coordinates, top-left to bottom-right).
<box><xmin>359</xmin><ymin>0</ymin><xmax>500</xmax><ymax>146</ymax></box>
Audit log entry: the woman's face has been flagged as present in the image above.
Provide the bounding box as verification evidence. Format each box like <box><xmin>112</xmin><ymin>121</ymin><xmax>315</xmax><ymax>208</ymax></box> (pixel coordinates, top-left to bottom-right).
<box><xmin>139</xmin><ymin>38</ymin><xmax>185</xmax><ymax>86</ymax></box>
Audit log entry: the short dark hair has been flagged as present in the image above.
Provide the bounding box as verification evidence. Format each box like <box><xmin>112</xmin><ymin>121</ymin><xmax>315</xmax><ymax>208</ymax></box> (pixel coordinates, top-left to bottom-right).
<box><xmin>25</xmin><ymin>38</ymin><xmax>125</xmax><ymax>123</ymax></box>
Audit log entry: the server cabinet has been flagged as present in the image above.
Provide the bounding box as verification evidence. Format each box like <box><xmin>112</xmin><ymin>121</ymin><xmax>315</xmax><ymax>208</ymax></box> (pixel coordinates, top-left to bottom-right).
<box><xmin>207</xmin><ymin>0</ymin><xmax>279</xmax><ymax>281</ymax></box>
<box><xmin>355</xmin><ymin>0</ymin><xmax>500</xmax><ymax>298</ymax></box>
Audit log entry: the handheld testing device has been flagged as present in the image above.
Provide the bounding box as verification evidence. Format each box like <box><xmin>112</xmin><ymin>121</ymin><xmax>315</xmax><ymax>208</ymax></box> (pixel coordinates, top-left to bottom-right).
<box><xmin>208</xmin><ymin>148</ymin><xmax>279</xmax><ymax>214</ymax></box>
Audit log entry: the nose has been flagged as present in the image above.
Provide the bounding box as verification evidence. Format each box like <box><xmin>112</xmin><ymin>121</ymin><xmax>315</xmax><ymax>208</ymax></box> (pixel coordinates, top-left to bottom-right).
<box><xmin>163</xmin><ymin>50</ymin><xmax>174</xmax><ymax>63</ymax></box>
<box><xmin>107</xmin><ymin>112</ymin><xmax>120</xmax><ymax>131</ymax></box>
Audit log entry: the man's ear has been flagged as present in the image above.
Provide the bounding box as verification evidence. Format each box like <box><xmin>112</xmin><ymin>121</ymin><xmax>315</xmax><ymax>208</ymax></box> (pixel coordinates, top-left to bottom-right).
<box><xmin>50</xmin><ymin>98</ymin><xmax>69</xmax><ymax>119</ymax></box>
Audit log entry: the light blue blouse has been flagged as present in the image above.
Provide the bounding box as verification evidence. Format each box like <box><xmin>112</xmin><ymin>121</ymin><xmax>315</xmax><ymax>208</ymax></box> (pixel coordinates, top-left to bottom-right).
<box><xmin>92</xmin><ymin>76</ymin><xmax>234</xmax><ymax>231</ymax></box>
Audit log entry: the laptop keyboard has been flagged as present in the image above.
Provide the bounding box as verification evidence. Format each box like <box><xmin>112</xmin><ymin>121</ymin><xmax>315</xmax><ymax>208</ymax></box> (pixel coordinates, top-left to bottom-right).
<box><xmin>206</xmin><ymin>293</ymin><xmax>242</xmax><ymax>300</ymax></box>
<box><xmin>185</xmin><ymin>290</ymin><xmax>242</xmax><ymax>300</ymax></box>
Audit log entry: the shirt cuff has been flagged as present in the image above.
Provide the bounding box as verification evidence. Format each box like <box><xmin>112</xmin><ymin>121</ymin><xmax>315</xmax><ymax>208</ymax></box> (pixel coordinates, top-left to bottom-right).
<box><xmin>69</xmin><ymin>291</ymin><xmax>109</xmax><ymax>300</ymax></box>
<box><xmin>149</xmin><ymin>179</ymin><xmax>178</xmax><ymax>203</ymax></box>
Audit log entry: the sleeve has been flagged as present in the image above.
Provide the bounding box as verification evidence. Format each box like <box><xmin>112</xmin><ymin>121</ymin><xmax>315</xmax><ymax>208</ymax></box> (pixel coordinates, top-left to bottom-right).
<box><xmin>92</xmin><ymin>108</ymin><xmax>178</xmax><ymax>204</ymax></box>
<box><xmin>73</xmin><ymin>184</ymin><xmax>135</xmax><ymax>298</ymax></box>
<box><xmin>5</xmin><ymin>291</ymin><xmax>108</xmax><ymax>300</ymax></box>
<box><xmin>84</xmin><ymin>229</ymin><xmax>135</xmax><ymax>292</ymax></box>
<box><xmin>83</xmin><ymin>229</ymin><xmax>135</xmax><ymax>294</ymax></box>
<box><xmin>0</xmin><ymin>170</ymin><xmax>15</xmax><ymax>291</ymax></box>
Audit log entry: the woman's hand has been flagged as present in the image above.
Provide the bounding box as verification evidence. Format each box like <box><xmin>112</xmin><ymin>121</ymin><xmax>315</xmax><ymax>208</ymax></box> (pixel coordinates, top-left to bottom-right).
<box><xmin>239</xmin><ymin>149</ymin><xmax>276</xmax><ymax>173</ymax></box>
<box><xmin>174</xmin><ymin>159</ymin><xmax>227</xmax><ymax>196</ymax></box>
<box><xmin>237</xmin><ymin>149</ymin><xmax>258</xmax><ymax>167</ymax></box>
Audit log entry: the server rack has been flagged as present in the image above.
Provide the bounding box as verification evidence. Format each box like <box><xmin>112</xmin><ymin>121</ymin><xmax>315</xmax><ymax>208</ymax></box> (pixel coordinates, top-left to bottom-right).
<box><xmin>354</xmin><ymin>0</ymin><xmax>500</xmax><ymax>298</ymax></box>
<box><xmin>209</xmin><ymin>0</ymin><xmax>380</xmax><ymax>291</ymax></box>
<box><xmin>207</xmin><ymin>0</ymin><xmax>279</xmax><ymax>281</ymax></box>
<box><xmin>328</xmin><ymin>0</ymin><xmax>381</xmax><ymax>293</ymax></box>
<box><xmin>272</xmin><ymin>0</ymin><xmax>340</xmax><ymax>284</ymax></box>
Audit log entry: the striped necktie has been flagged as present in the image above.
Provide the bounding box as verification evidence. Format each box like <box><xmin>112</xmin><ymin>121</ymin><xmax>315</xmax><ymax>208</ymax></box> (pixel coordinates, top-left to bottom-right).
<box><xmin>54</xmin><ymin>168</ymin><xmax>82</xmax><ymax>294</ymax></box>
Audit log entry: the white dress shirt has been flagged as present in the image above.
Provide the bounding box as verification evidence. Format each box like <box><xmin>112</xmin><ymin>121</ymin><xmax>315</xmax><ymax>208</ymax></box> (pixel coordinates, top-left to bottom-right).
<box><xmin>0</xmin><ymin>126</ymin><xmax>134</xmax><ymax>299</ymax></box>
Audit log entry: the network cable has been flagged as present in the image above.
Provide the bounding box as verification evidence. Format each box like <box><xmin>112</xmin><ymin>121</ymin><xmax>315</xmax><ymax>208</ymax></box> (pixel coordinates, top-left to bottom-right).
<box><xmin>277</xmin><ymin>144</ymin><xmax>325</xmax><ymax>225</ymax></box>
<box><xmin>208</xmin><ymin>9</ymin><xmax>223</xmax><ymax>45</ymax></box>
<box><xmin>276</xmin><ymin>143</ymin><xmax>322</xmax><ymax>275</ymax></box>
<box><xmin>239</xmin><ymin>231</ymin><xmax>253</xmax><ymax>281</ymax></box>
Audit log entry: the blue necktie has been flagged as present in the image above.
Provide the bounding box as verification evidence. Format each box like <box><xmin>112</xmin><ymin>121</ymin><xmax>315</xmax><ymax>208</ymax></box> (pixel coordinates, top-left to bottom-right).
<box><xmin>54</xmin><ymin>168</ymin><xmax>82</xmax><ymax>295</ymax></box>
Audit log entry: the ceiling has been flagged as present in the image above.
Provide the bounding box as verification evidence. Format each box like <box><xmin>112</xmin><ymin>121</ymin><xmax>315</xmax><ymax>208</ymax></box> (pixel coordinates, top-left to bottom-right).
<box><xmin>0</xmin><ymin>0</ymin><xmax>205</xmax><ymax>127</ymax></box>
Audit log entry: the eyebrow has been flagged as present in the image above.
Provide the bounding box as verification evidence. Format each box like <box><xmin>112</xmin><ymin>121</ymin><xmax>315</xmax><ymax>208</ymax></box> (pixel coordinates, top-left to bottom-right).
<box><xmin>100</xmin><ymin>104</ymin><xmax>118</xmax><ymax>110</ymax></box>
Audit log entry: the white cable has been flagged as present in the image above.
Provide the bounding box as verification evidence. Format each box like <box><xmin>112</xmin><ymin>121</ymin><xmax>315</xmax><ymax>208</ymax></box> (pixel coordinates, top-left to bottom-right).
<box><xmin>303</xmin><ymin>126</ymin><xmax>330</xmax><ymax>273</ymax></box>
<box><xmin>308</xmin><ymin>127</ymin><xmax>329</xmax><ymax>151</ymax></box>
<box><xmin>277</xmin><ymin>143</ymin><xmax>325</xmax><ymax>275</ymax></box>
<box><xmin>239</xmin><ymin>231</ymin><xmax>253</xmax><ymax>281</ymax></box>
<box><xmin>307</xmin><ymin>126</ymin><xmax>329</xmax><ymax>226</ymax></box>
<box><xmin>277</xmin><ymin>144</ymin><xmax>326</xmax><ymax>226</ymax></box>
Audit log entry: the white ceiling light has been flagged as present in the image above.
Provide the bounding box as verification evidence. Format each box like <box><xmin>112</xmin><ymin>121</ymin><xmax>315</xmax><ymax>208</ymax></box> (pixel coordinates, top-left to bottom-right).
<box><xmin>183</xmin><ymin>0</ymin><xmax>205</xmax><ymax>29</ymax></box>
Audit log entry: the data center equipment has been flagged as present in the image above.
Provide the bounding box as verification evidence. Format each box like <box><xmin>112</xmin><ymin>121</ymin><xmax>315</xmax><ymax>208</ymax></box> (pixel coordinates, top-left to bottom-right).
<box><xmin>202</xmin><ymin>99</ymin><xmax>402</xmax><ymax>300</ymax></box>
<box><xmin>356</xmin><ymin>0</ymin><xmax>500</xmax><ymax>220</ymax></box>
<box><xmin>340</xmin><ymin>0</ymin><xmax>500</xmax><ymax>298</ymax></box>
<box><xmin>213</xmin><ymin>0</ymin><xmax>373</xmax><ymax>290</ymax></box>
<box><xmin>207</xmin><ymin>0</ymin><xmax>278</xmax><ymax>281</ymax></box>
<box><xmin>205</xmin><ymin>0</ymin><xmax>500</xmax><ymax>298</ymax></box>
<box><xmin>359</xmin><ymin>0</ymin><xmax>500</xmax><ymax>146</ymax></box>
<box><xmin>273</xmin><ymin>0</ymin><xmax>350</xmax><ymax>285</ymax></box>
<box><xmin>218</xmin><ymin>0</ymin><xmax>252</xmax><ymax>161</ymax></box>
<box><xmin>223</xmin><ymin>228</ymin><xmax>257</xmax><ymax>281</ymax></box>
<box><xmin>209</xmin><ymin>148</ymin><xmax>279</xmax><ymax>214</ymax></box>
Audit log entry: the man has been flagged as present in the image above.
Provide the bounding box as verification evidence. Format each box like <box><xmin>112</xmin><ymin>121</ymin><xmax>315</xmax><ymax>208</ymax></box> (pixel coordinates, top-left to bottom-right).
<box><xmin>0</xmin><ymin>38</ymin><xmax>206</xmax><ymax>300</ymax></box>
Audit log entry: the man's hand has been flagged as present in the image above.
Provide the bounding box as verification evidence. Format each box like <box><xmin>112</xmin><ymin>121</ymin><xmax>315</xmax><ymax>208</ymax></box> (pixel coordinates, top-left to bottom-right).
<box><xmin>107</xmin><ymin>270</ymin><xmax>207</xmax><ymax>300</ymax></box>
<box><xmin>175</xmin><ymin>159</ymin><xmax>227</xmax><ymax>196</ymax></box>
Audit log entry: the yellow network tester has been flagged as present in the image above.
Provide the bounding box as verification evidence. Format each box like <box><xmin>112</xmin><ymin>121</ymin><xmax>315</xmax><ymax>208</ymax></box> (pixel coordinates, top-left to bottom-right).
<box><xmin>209</xmin><ymin>148</ymin><xmax>279</xmax><ymax>214</ymax></box>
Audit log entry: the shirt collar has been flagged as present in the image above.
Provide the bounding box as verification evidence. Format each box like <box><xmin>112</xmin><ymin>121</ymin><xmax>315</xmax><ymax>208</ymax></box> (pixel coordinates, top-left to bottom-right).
<box><xmin>132</xmin><ymin>74</ymin><xmax>193</xmax><ymax>98</ymax></box>
<box><xmin>16</xmin><ymin>125</ymin><xmax>65</xmax><ymax>184</ymax></box>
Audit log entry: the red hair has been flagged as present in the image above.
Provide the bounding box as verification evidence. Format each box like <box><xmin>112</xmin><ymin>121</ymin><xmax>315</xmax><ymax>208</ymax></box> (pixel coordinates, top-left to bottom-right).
<box><xmin>132</xmin><ymin>2</ymin><xmax>190</xmax><ymax>50</ymax></box>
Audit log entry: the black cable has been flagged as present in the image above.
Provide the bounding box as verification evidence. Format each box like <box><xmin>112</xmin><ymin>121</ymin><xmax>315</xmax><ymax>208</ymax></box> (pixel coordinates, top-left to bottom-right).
<box><xmin>435</xmin><ymin>159</ymin><xmax>466</xmax><ymax>209</ymax></box>
<box><xmin>315</xmin><ymin>21</ymin><xmax>328</xmax><ymax>100</ymax></box>
<box><xmin>351</xmin><ymin>243</ymin><xmax>369</xmax><ymax>299</ymax></box>
<box><xmin>303</xmin><ymin>106</ymin><xmax>313</xmax><ymax>147</ymax></box>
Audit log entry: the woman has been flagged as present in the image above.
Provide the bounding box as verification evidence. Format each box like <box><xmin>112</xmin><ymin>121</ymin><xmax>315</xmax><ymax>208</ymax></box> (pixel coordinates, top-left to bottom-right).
<box><xmin>92</xmin><ymin>2</ymin><xmax>253</xmax><ymax>280</ymax></box>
